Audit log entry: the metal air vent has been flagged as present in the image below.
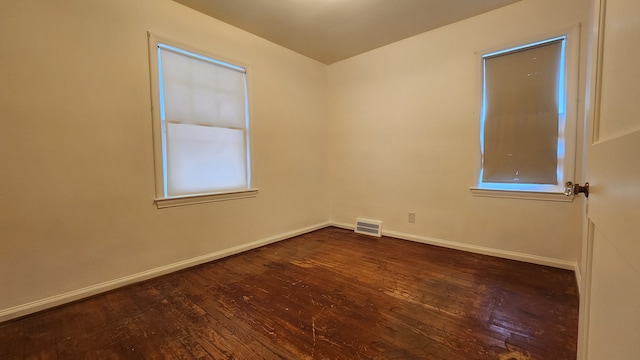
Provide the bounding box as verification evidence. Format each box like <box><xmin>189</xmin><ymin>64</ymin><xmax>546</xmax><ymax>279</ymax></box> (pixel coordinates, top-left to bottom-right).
<box><xmin>355</xmin><ymin>218</ymin><xmax>382</xmax><ymax>237</ymax></box>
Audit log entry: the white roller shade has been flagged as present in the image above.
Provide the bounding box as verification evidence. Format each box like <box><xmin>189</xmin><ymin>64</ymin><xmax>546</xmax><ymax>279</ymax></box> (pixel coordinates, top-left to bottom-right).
<box><xmin>160</xmin><ymin>48</ymin><xmax>247</xmax><ymax>129</ymax></box>
<box><xmin>158</xmin><ymin>45</ymin><xmax>249</xmax><ymax>196</ymax></box>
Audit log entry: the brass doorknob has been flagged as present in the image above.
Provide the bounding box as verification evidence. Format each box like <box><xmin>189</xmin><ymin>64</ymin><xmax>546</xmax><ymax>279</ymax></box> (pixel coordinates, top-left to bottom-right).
<box><xmin>564</xmin><ymin>181</ymin><xmax>589</xmax><ymax>197</ymax></box>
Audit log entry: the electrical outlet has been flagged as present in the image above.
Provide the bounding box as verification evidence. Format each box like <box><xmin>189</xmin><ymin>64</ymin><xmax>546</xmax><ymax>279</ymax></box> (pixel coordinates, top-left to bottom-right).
<box><xmin>408</xmin><ymin>212</ymin><xmax>416</xmax><ymax>223</ymax></box>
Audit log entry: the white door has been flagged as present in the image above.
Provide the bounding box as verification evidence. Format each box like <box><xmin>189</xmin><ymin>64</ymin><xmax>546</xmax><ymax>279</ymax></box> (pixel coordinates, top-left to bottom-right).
<box><xmin>581</xmin><ymin>0</ymin><xmax>640</xmax><ymax>358</ymax></box>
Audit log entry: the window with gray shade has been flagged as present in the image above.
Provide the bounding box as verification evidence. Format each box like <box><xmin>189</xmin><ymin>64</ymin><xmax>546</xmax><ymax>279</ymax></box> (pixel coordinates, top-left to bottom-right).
<box><xmin>480</xmin><ymin>38</ymin><xmax>566</xmax><ymax>187</ymax></box>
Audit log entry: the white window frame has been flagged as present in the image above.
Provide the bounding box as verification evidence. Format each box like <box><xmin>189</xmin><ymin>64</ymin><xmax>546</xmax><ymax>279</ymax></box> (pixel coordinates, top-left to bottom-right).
<box><xmin>147</xmin><ymin>32</ymin><xmax>257</xmax><ymax>208</ymax></box>
<box><xmin>471</xmin><ymin>28</ymin><xmax>580</xmax><ymax>202</ymax></box>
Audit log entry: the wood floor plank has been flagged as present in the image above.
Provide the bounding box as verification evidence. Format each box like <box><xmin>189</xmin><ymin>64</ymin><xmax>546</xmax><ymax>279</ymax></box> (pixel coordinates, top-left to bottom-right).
<box><xmin>0</xmin><ymin>227</ymin><xmax>579</xmax><ymax>359</ymax></box>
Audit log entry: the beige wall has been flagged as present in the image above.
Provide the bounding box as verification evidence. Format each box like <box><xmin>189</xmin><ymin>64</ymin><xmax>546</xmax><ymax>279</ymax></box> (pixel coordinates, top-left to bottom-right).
<box><xmin>327</xmin><ymin>0</ymin><xmax>589</xmax><ymax>263</ymax></box>
<box><xmin>0</xmin><ymin>0</ymin><xmax>329</xmax><ymax>312</ymax></box>
<box><xmin>1</xmin><ymin>0</ymin><xmax>590</xmax><ymax>318</ymax></box>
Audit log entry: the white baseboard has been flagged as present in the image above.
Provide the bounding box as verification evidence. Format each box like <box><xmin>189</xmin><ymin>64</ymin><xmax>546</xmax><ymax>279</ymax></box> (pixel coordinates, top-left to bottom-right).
<box><xmin>331</xmin><ymin>221</ymin><xmax>578</xmax><ymax>271</ymax></box>
<box><xmin>0</xmin><ymin>221</ymin><xmax>331</xmax><ymax>323</ymax></box>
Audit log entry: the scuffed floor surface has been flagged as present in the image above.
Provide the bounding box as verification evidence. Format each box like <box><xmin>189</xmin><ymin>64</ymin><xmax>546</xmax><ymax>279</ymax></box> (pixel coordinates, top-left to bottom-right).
<box><xmin>0</xmin><ymin>227</ymin><xmax>578</xmax><ymax>359</ymax></box>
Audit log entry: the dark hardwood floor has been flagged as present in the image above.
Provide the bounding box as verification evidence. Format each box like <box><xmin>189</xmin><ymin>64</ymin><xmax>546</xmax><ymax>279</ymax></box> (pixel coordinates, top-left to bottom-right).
<box><xmin>0</xmin><ymin>227</ymin><xmax>579</xmax><ymax>359</ymax></box>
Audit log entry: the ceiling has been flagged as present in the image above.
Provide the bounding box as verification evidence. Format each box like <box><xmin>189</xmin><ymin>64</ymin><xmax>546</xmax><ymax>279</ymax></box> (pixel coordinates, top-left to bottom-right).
<box><xmin>173</xmin><ymin>0</ymin><xmax>520</xmax><ymax>64</ymax></box>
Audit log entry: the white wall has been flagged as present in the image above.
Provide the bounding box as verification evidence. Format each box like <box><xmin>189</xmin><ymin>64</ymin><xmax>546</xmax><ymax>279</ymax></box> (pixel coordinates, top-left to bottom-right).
<box><xmin>0</xmin><ymin>0</ymin><xmax>591</xmax><ymax>320</ymax></box>
<box><xmin>0</xmin><ymin>0</ymin><xmax>329</xmax><ymax>315</ymax></box>
<box><xmin>327</xmin><ymin>0</ymin><xmax>589</xmax><ymax>265</ymax></box>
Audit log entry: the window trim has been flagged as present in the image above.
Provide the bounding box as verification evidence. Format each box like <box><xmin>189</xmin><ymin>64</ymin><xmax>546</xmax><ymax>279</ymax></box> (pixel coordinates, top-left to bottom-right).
<box><xmin>470</xmin><ymin>188</ymin><xmax>574</xmax><ymax>202</ymax></box>
<box><xmin>155</xmin><ymin>189</ymin><xmax>259</xmax><ymax>209</ymax></box>
<box><xmin>472</xmin><ymin>26</ymin><xmax>580</xmax><ymax>201</ymax></box>
<box><xmin>147</xmin><ymin>32</ymin><xmax>257</xmax><ymax>208</ymax></box>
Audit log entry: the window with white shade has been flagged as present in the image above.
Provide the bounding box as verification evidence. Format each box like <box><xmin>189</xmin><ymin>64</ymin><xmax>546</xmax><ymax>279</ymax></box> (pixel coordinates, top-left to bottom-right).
<box><xmin>474</xmin><ymin>35</ymin><xmax>577</xmax><ymax>199</ymax></box>
<box><xmin>148</xmin><ymin>34</ymin><xmax>256</xmax><ymax>208</ymax></box>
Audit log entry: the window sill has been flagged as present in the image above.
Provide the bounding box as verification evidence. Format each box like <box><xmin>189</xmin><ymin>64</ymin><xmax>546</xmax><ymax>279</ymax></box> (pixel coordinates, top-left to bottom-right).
<box><xmin>470</xmin><ymin>188</ymin><xmax>573</xmax><ymax>202</ymax></box>
<box><xmin>155</xmin><ymin>189</ymin><xmax>259</xmax><ymax>209</ymax></box>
